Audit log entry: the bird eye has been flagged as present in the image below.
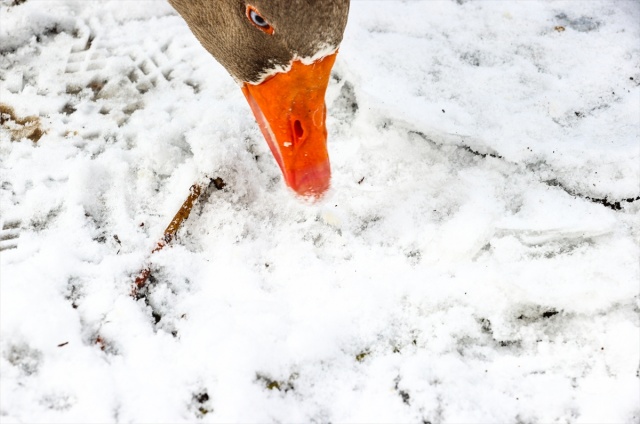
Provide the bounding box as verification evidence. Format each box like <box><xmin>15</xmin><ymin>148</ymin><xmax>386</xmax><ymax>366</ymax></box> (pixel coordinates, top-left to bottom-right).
<box><xmin>246</xmin><ymin>5</ymin><xmax>274</xmax><ymax>34</ymax></box>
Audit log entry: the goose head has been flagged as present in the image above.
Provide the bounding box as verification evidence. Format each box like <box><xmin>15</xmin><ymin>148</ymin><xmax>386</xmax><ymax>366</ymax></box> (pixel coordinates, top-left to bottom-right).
<box><xmin>168</xmin><ymin>0</ymin><xmax>350</xmax><ymax>197</ymax></box>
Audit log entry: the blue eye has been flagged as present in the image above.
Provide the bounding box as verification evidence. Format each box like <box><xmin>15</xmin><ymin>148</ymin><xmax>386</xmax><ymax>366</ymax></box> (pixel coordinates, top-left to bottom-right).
<box><xmin>246</xmin><ymin>5</ymin><xmax>274</xmax><ymax>34</ymax></box>
<box><xmin>250</xmin><ymin>10</ymin><xmax>268</xmax><ymax>27</ymax></box>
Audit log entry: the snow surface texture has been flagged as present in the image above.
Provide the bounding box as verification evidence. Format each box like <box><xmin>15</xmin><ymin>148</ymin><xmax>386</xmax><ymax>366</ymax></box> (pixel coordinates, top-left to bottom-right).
<box><xmin>1</xmin><ymin>0</ymin><xmax>639</xmax><ymax>422</ymax></box>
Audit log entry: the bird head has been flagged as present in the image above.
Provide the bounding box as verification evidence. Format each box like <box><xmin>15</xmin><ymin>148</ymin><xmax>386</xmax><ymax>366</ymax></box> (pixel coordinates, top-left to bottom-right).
<box><xmin>168</xmin><ymin>0</ymin><xmax>350</xmax><ymax>197</ymax></box>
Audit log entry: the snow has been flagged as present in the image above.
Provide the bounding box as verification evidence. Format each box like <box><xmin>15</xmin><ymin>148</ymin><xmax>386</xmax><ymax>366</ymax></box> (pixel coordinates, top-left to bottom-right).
<box><xmin>1</xmin><ymin>0</ymin><xmax>639</xmax><ymax>422</ymax></box>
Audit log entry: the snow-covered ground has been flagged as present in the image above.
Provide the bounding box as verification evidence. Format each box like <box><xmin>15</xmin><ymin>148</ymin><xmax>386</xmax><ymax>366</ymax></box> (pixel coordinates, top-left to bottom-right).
<box><xmin>1</xmin><ymin>0</ymin><xmax>639</xmax><ymax>422</ymax></box>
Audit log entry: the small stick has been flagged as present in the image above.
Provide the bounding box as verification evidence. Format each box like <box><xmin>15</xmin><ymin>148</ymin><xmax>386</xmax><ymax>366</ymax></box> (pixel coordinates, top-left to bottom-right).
<box><xmin>133</xmin><ymin>177</ymin><xmax>226</xmax><ymax>293</ymax></box>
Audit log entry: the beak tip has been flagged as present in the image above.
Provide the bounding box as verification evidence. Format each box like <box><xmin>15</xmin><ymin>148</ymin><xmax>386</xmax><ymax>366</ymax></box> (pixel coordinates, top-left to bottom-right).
<box><xmin>287</xmin><ymin>160</ymin><xmax>331</xmax><ymax>199</ymax></box>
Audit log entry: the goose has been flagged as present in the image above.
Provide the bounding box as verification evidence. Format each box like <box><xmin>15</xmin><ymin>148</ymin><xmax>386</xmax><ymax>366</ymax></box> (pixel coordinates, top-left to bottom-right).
<box><xmin>168</xmin><ymin>0</ymin><xmax>350</xmax><ymax>197</ymax></box>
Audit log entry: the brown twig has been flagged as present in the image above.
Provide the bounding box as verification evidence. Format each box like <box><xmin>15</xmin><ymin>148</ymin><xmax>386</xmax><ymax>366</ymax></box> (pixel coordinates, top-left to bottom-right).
<box><xmin>133</xmin><ymin>177</ymin><xmax>226</xmax><ymax>293</ymax></box>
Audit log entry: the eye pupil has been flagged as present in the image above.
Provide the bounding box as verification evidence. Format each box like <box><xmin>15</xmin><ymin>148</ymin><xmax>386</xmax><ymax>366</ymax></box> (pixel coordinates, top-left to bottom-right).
<box><xmin>252</xmin><ymin>12</ymin><xmax>265</xmax><ymax>25</ymax></box>
<box><xmin>246</xmin><ymin>5</ymin><xmax>274</xmax><ymax>34</ymax></box>
<box><xmin>250</xmin><ymin>10</ymin><xmax>268</xmax><ymax>27</ymax></box>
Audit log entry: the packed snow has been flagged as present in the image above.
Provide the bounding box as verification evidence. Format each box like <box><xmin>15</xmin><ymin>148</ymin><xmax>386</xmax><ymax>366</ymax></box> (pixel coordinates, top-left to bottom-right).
<box><xmin>1</xmin><ymin>0</ymin><xmax>639</xmax><ymax>422</ymax></box>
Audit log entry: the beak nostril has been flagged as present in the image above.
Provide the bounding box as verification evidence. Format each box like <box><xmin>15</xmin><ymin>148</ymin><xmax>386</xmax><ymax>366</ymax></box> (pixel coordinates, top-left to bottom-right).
<box><xmin>293</xmin><ymin>119</ymin><xmax>304</xmax><ymax>139</ymax></box>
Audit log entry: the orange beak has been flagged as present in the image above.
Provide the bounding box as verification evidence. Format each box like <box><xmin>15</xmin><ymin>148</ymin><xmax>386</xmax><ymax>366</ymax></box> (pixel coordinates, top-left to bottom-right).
<box><xmin>242</xmin><ymin>52</ymin><xmax>337</xmax><ymax>197</ymax></box>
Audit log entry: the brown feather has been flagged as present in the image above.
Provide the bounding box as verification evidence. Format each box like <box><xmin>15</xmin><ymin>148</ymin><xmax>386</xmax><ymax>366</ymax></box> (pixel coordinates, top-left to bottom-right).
<box><xmin>168</xmin><ymin>0</ymin><xmax>350</xmax><ymax>83</ymax></box>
